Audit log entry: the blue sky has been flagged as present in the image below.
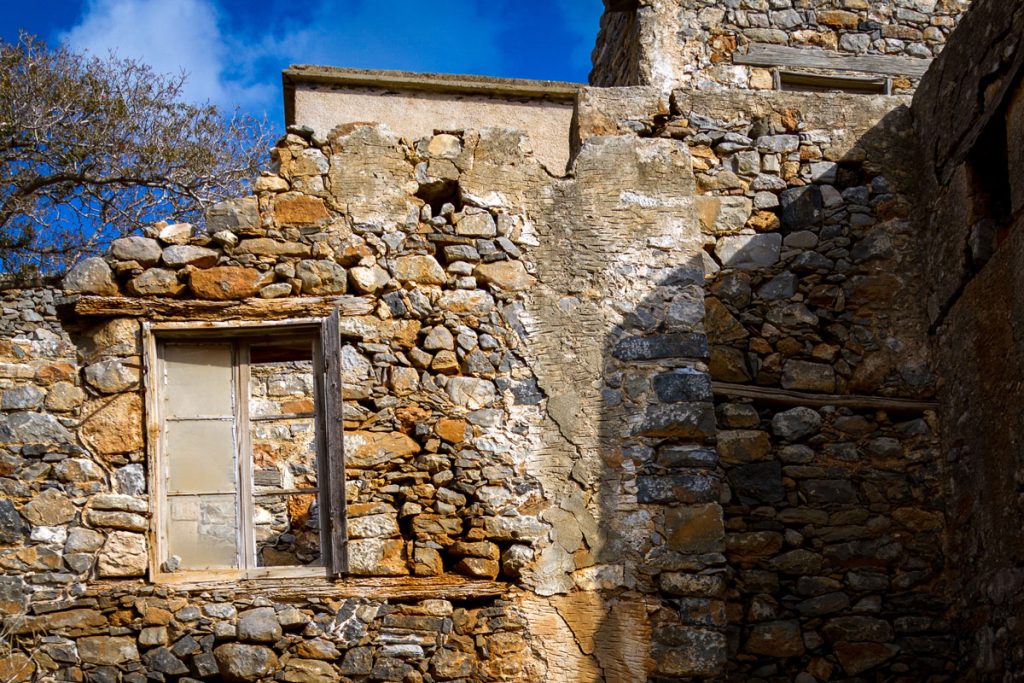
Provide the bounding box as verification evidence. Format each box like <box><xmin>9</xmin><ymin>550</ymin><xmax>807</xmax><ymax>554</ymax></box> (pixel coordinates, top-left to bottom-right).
<box><xmin>2</xmin><ymin>0</ymin><xmax>603</xmax><ymax>134</ymax></box>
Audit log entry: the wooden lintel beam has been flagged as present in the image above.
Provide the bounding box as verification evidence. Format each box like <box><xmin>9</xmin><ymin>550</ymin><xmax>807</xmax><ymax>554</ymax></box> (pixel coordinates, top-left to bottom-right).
<box><xmin>712</xmin><ymin>381</ymin><xmax>938</xmax><ymax>413</ymax></box>
<box><xmin>734</xmin><ymin>43</ymin><xmax>932</xmax><ymax>78</ymax></box>
<box><xmin>65</xmin><ymin>295</ymin><xmax>375</xmax><ymax>321</ymax></box>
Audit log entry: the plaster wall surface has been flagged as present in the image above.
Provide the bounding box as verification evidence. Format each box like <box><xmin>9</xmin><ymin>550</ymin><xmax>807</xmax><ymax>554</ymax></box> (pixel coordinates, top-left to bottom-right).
<box><xmin>292</xmin><ymin>84</ymin><xmax>576</xmax><ymax>174</ymax></box>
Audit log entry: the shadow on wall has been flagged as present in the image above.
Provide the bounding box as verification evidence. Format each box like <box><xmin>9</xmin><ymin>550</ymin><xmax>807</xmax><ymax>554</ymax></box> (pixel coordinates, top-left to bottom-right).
<box><xmin>718</xmin><ymin>103</ymin><xmax>954</xmax><ymax>679</ymax></box>
<box><xmin>597</xmin><ymin>254</ymin><xmax>726</xmax><ymax>680</ymax></box>
<box><xmin>584</xmin><ymin>97</ymin><xmax>958</xmax><ymax>680</ymax></box>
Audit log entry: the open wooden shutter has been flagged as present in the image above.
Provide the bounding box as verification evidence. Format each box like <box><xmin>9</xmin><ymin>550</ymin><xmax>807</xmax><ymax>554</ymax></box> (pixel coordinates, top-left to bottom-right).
<box><xmin>321</xmin><ymin>307</ymin><xmax>348</xmax><ymax>575</ymax></box>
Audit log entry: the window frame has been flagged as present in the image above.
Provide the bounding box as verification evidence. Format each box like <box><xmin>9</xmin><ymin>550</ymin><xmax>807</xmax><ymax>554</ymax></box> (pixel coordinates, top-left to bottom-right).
<box><xmin>142</xmin><ymin>314</ymin><xmax>347</xmax><ymax>584</ymax></box>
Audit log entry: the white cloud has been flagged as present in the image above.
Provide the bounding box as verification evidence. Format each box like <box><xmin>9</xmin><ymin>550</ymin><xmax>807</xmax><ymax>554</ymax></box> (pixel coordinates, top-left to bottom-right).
<box><xmin>58</xmin><ymin>0</ymin><xmax>592</xmax><ymax>119</ymax></box>
<box><xmin>267</xmin><ymin>0</ymin><xmax>506</xmax><ymax>77</ymax></box>
<box><xmin>61</xmin><ymin>0</ymin><xmax>273</xmax><ymax>111</ymax></box>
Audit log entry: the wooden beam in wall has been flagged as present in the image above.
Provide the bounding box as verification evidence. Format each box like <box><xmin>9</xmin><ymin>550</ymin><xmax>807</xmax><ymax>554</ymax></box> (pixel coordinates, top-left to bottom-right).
<box><xmin>712</xmin><ymin>381</ymin><xmax>938</xmax><ymax>413</ymax></box>
<box><xmin>62</xmin><ymin>295</ymin><xmax>375</xmax><ymax>321</ymax></box>
<box><xmin>734</xmin><ymin>43</ymin><xmax>932</xmax><ymax>78</ymax></box>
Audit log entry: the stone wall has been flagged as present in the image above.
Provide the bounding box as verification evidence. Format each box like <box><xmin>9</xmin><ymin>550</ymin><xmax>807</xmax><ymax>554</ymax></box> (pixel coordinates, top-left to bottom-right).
<box><xmin>0</xmin><ymin>99</ymin><xmax>723</xmax><ymax>679</ymax></box>
<box><xmin>575</xmin><ymin>85</ymin><xmax>953</xmax><ymax>679</ymax></box>
<box><xmin>913</xmin><ymin>0</ymin><xmax>1024</xmax><ymax>677</ymax></box>
<box><xmin>1</xmin><ymin>0</ymin><xmax>1022</xmax><ymax>680</ymax></box>
<box><xmin>590</xmin><ymin>0</ymin><xmax>971</xmax><ymax>93</ymax></box>
<box><xmin>590</xmin><ymin>8</ymin><xmax>641</xmax><ymax>87</ymax></box>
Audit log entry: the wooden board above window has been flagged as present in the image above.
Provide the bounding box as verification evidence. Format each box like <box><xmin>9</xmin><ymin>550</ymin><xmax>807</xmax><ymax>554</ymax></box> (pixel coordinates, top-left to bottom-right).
<box><xmin>734</xmin><ymin>43</ymin><xmax>931</xmax><ymax>79</ymax></box>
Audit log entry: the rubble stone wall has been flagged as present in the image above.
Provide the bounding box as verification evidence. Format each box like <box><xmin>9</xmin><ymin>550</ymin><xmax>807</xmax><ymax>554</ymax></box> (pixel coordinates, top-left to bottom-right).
<box><xmin>0</xmin><ymin>98</ymin><xmax>722</xmax><ymax>679</ymax></box>
<box><xmin>590</xmin><ymin>9</ymin><xmax>641</xmax><ymax>87</ymax></box>
<box><xmin>590</xmin><ymin>0</ymin><xmax>971</xmax><ymax>93</ymax></box>
<box><xmin>1</xmin><ymin>1</ymin><xmax>1021</xmax><ymax>680</ymax></box>
<box><xmin>575</xmin><ymin>85</ymin><xmax>953</xmax><ymax>679</ymax></box>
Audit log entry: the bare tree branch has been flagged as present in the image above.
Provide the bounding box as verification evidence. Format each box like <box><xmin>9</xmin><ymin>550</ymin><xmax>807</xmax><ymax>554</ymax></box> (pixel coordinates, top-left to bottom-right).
<box><xmin>0</xmin><ymin>33</ymin><xmax>273</xmax><ymax>276</ymax></box>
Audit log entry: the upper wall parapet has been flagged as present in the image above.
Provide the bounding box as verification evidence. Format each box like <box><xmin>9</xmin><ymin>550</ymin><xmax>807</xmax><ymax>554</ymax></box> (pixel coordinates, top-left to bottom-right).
<box><xmin>283</xmin><ymin>66</ymin><xmax>580</xmax><ymax>174</ymax></box>
<box><xmin>591</xmin><ymin>0</ymin><xmax>971</xmax><ymax>95</ymax></box>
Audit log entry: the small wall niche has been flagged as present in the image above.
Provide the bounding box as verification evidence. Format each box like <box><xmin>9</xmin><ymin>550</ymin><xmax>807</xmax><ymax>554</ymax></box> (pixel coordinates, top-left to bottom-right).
<box><xmin>776</xmin><ymin>71</ymin><xmax>890</xmax><ymax>95</ymax></box>
<box><xmin>964</xmin><ymin>111</ymin><xmax>1012</xmax><ymax>269</ymax></box>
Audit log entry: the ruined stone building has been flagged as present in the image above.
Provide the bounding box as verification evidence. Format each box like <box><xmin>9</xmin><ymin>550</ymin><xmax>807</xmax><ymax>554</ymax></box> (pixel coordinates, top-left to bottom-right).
<box><xmin>2</xmin><ymin>0</ymin><xmax>1024</xmax><ymax>680</ymax></box>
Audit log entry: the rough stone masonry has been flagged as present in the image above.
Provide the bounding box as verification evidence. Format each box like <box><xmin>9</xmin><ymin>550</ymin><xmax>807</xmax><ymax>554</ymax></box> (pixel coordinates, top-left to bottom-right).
<box><xmin>2</xmin><ymin>0</ymin><xmax>1024</xmax><ymax>681</ymax></box>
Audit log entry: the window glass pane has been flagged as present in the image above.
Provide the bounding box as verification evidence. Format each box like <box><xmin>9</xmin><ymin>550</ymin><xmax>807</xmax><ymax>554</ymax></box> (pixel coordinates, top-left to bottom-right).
<box><xmin>168</xmin><ymin>494</ymin><xmax>238</xmax><ymax>569</ymax></box>
<box><xmin>165</xmin><ymin>419</ymin><xmax>236</xmax><ymax>493</ymax></box>
<box><xmin>163</xmin><ymin>344</ymin><xmax>233</xmax><ymax>418</ymax></box>
<box><xmin>162</xmin><ymin>341</ymin><xmax>238</xmax><ymax>571</ymax></box>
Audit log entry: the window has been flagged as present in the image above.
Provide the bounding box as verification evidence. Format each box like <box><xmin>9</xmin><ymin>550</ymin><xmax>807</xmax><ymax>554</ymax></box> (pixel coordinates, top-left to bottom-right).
<box><xmin>144</xmin><ymin>313</ymin><xmax>346</xmax><ymax>581</ymax></box>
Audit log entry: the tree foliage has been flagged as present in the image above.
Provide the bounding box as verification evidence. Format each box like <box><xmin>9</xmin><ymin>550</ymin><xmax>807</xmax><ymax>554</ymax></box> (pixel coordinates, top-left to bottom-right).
<box><xmin>0</xmin><ymin>33</ymin><xmax>272</xmax><ymax>275</ymax></box>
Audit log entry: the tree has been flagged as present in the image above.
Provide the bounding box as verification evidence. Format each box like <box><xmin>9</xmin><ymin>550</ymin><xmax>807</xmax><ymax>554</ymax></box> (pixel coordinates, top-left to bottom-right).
<box><xmin>0</xmin><ymin>33</ymin><xmax>273</xmax><ymax>275</ymax></box>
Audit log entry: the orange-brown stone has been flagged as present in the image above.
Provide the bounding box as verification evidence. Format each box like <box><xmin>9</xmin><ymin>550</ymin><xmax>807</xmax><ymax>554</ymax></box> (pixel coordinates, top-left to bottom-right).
<box><xmin>781</xmin><ymin>109</ymin><xmax>801</xmax><ymax>132</ymax></box>
<box><xmin>274</xmin><ymin>195</ymin><xmax>330</xmax><ymax>226</ymax></box>
<box><xmin>345</xmin><ymin>430</ymin><xmax>421</xmax><ymax>468</ymax></box>
<box><xmin>0</xmin><ymin>653</ymin><xmax>34</xmax><ymax>682</ymax></box>
<box><xmin>454</xmin><ymin>557</ymin><xmax>500</xmax><ymax>579</ymax></box>
<box><xmin>435</xmin><ymin>418</ymin><xmax>467</xmax><ymax>443</ymax></box>
<box><xmin>189</xmin><ymin>266</ymin><xmax>262</xmax><ymax>300</ymax></box>
<box><xmin>816</xmin><ymin>9</ymin><xmax>859</xmax><ymax>28</ymax></box>
<box><xmin>287</xmin><ymin>494</ymin><xmax>315</xmax><ymax>526</ymax></box>
<box><xmin>748</xmin><ymin>210</ymin><xmax>781</xmax><ymax>232</ymax></box>
<box><xmin>395</xmin><ymin>405</ymin><xmax>431</xmax><ymax>433</ymax></box>
<box><xmin>893</xmin><ymin>507</ymin><xmax>944</xmax><ymax>532</ymax></box>
<box><xmin>431</xmin><ymin>350</ymin><xmax>460</xmax><ymax>374</ymax></box>
<box><xmin>36</xmin><ymin>363</ymin><xmax>77</xmax><ymax>383</ymax></box>
<box><xmin>474</xmin><ymin>260</ymin><xmax>536</xmax><ymax>291</ymax></box>
<box><xmin>281</xmin><ymin>398</ymin><xmax>314</xmax><ymax>414</ymax></box>
<box><xmin>79</xmin><ymin>393</ymin><xmax>144</xmax><ymax>455</ymax></box>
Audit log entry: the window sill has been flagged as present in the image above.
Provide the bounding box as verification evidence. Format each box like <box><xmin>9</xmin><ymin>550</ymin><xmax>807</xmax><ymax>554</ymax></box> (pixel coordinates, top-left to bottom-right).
<box><xmin>151</xmin><ymin>566</ymin><xmax>328</xmax><ymax>584</ymax></box>
<box><xmin>87</xmin><ymin>575</ymin><xmax>509</xmax><ymax>601</ymax></box>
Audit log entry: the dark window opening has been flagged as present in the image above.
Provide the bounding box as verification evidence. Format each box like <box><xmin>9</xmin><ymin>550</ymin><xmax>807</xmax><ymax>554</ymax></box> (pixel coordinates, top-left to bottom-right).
<box><xmin>965</xmin><ymin>112</ymin><xmax>1012</xmax><ymax>270</ymax></box>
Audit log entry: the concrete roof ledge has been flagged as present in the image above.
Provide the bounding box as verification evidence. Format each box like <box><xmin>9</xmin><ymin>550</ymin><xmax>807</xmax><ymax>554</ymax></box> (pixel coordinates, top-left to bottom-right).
<box><xmin>283</xmin><ymin>65</ymin><xmax>581</xmax><ymax>110</ymax></box>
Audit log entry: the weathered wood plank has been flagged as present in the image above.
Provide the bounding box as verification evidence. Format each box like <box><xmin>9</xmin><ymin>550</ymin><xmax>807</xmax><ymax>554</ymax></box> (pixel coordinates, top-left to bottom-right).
<box><xmin>779</xmin><ymin>70</ymin><xmax>888</xmax><ymax>94</ymax></box>
<box><xmin>712</xmin><ymin>381</ymin><xmax>938</xmax><ymax>412</ymax></box>
<box><xmin>323</xmin><ymin>307</ymin><xmax>348</xmax><ymax>576</ymax></box>
<box><xmin>284</xmin><ymin>67</ymin><xmax>579</xmax><ymax>102</ymax></box>
<box><xmin>66</xmin><ymin>295</ymin><xmax>374</xmax><ymax>320</ymax></box>
<box><xmin>734</xmin><ymin>43</ymin><xmax>932</xmax><ymax>78</ymax></box>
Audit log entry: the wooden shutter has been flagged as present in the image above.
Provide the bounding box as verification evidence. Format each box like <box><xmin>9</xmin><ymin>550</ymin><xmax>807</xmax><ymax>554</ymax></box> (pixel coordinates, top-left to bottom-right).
<box><xmin>321</xmin><ymin>307</ymin><xmax>348</xmax><ymax>575</ymax></box>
